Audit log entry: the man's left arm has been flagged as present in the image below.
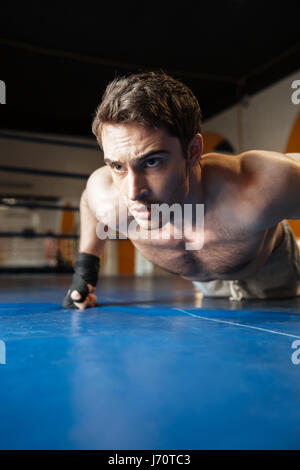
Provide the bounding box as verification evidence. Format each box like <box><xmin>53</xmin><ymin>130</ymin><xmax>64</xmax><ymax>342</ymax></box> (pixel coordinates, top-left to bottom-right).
<box><xmin>241</xmin><ymin>150</ymin><xmax>300</xmax><ymax>226</ymax></box>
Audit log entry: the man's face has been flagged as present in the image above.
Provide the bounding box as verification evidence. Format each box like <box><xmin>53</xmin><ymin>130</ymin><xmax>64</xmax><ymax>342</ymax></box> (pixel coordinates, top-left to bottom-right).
<box><xmin>101</xmin><ymin>122</ymin><xmax>189</xmax><ymax>230</ymax></box>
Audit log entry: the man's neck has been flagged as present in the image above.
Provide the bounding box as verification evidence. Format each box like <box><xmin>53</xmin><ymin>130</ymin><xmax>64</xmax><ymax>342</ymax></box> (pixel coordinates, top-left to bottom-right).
<box><xmin>183</xmin><ymin>162</ymin><xmax>205</xmax><ymax>206</ymax></box>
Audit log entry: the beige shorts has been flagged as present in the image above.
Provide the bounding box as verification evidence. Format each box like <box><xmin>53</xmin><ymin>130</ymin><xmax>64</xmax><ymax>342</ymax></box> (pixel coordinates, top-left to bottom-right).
<box><xmin>193</xmin><ymin>220</ymin><xmax>300</xmax><ymax>300</ymax></box>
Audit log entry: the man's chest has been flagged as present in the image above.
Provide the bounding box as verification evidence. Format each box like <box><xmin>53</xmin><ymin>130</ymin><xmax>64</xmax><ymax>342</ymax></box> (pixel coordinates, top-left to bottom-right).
<box><xmin>130</xmin><ymin>220</ymin><xmax>266</xmax><ymax>281</ymax></box>
<box><xmin>95</xmin><ymin>189</ymin><xmax>271</xmax><ymax>280</ymax></box>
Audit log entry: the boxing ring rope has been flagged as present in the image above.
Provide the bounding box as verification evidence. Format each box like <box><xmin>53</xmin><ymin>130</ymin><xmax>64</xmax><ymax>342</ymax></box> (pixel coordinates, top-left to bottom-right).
<box><xmin>0</xmin><ymin>164</ymin><xmax>89</xmax><ymax>180</ymax></box>
<box><xmin>0</xmin><ymin>161</ymin><xmax>84</xmax><ymax>273</ymax></box>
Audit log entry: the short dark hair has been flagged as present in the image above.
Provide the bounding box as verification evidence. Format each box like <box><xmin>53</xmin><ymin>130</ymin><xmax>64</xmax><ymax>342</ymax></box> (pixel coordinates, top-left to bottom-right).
<box><xmin>92</xmin><ymin>71</ymin><xmax>202</xmax><ymax>155</ymax></box>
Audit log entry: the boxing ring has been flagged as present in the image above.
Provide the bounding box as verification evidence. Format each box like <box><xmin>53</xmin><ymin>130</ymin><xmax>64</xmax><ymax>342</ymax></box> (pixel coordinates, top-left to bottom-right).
<box><xmin>1</xmin><ymin>132</ymin><xmax>300</xmax><ymax>450</ymax></box>
<box><xmin>0</xmin><ymin>275</ymin><xmax>300</xmax><ymax>450</ymax></box>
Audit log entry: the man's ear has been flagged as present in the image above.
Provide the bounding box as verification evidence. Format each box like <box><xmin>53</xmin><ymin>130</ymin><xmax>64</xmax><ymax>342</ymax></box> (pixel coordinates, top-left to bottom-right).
<box><xmin>187</xmin><ymin>134</ymin><xmax>203</xmax><ymax>167</ymax></box>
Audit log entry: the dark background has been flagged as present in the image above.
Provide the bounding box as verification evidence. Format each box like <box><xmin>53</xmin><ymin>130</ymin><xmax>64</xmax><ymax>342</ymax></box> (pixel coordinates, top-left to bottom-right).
<box><xmin>1</xmin><ymin>0</ymin><xmax>300</xmax><ymax>137</ymax></box>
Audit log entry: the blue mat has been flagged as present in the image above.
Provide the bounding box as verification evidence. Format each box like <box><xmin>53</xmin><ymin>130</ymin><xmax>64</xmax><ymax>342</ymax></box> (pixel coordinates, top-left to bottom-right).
<box><xmin>0</xmin><ymin>277</ymin><xmax>300</xmax><ymax>450</ymax></box>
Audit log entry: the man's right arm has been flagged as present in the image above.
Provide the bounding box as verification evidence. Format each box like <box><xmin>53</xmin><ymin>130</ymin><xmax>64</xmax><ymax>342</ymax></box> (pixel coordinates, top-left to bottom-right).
<box><xmin>78</xmin><ymin>188</ymin><xmax>107</xmax><ymax>257</ymax></box>
<box><xmin>62</xmin><ymin>168</ymin><xmax>110</xmax><ymax>310</ymax></box>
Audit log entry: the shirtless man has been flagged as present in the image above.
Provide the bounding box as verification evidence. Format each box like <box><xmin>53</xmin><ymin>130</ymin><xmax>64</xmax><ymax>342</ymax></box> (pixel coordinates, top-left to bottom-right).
<box><xmin>62</xmin><ymin>71</ymin><xmax>300</xmax><ymax>309</ymax></box>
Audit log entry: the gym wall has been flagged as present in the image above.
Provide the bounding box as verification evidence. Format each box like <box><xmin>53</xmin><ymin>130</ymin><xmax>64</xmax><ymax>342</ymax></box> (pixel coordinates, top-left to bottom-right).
<box><xmin>203</xmin><ymin>68</ymin><xmax>300</xmax><ymax>154</ymax></box>
<box><xmin>203</xmin><ymin>67</ymin><xmax>300</xmax><ymax>237</ymax></box>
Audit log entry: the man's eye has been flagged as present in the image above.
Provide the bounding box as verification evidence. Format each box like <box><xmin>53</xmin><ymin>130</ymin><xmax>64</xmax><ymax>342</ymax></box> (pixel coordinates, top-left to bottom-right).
<box><xmin>113</xmin><ymin>164</ymin><xmax>124</xmax><ymax>173</ymax></box>
<box><xmin>145</xmin><ymin>159</ymin><xmax>160</xmax><ymax>168</ymax></box>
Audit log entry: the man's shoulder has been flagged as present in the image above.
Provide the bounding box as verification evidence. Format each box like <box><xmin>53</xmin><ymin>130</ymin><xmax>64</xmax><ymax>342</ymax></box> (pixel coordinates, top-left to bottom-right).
<box><xmin>85</xmin><ymin>166</ymin><xmax>117</xmax><ymax>215</ymax></box>
<box><xmin>239</xmin><ymin>150</ymin><xmax>300</xmax><ymax>224</ymax></box>
<box><xmin>240</xmin><ymin>150</ymin><xmax>292</xmax><ymax>173</ymax></box>
<box><xmin>239</xmin><ymin>150</ymin><xmax>295</xmax><ymax>198</ymax></box>
<box><xmin>214</xmin><ymin>150</ymin><xmax>298</xmax><ymax>229</ymax></box>
<box><xmin>202</xmin><ymin>149</ymin><xmax>293</xmax><ymax>188</ymax></box>
<box><xmin>201</xmin><ymin>150</ymin><xmax>287</xmax><ymax>229</ymax></box>
<box><xmin>87</xmin><ymin>165</ymin><xmax>113</xmax><ymax>188</ymax></box>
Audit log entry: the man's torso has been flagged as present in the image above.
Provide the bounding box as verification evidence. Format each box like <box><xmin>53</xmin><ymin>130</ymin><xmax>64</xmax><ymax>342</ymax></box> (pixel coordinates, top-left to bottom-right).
<box><xmin>86</xmin><ymin>153</ymin><xmax>284</xmax><ymax>281</ymax></box>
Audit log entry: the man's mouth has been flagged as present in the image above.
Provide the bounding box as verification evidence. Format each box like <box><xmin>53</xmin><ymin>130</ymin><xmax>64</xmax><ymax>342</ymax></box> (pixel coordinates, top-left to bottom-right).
<box><xmin>130</xmin><ymin>205</ymin><xmax>153</xmax><ymax>219</ymax></box>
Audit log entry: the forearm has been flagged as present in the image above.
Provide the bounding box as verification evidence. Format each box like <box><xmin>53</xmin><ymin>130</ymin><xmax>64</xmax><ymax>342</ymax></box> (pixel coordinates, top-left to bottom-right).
<box><xmin>79</xmin><ymin>190</ymin><xmax>106</xmax><ymax>257</ymax></box>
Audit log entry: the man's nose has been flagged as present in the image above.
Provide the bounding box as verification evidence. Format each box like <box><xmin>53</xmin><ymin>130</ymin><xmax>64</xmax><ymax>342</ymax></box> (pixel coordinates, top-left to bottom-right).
<box><xmin>127</xmin><ymin>170</ymin><xmax>149</xmax><ymax>201</ymax></box>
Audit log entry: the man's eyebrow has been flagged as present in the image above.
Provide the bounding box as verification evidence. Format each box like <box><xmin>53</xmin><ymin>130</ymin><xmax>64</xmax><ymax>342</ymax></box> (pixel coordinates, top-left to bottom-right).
<box><xmin>104</xmin><ymin>150</ymin><xmax>170</xmax><ymax>166</ymax></box>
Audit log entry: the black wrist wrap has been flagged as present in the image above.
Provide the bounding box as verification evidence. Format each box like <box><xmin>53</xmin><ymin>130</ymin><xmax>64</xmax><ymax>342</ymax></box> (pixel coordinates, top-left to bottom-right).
<box><xmin>62</xmin><ymin>253</ymin><xmax>100</xmax><ymax>308</ymax></box>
